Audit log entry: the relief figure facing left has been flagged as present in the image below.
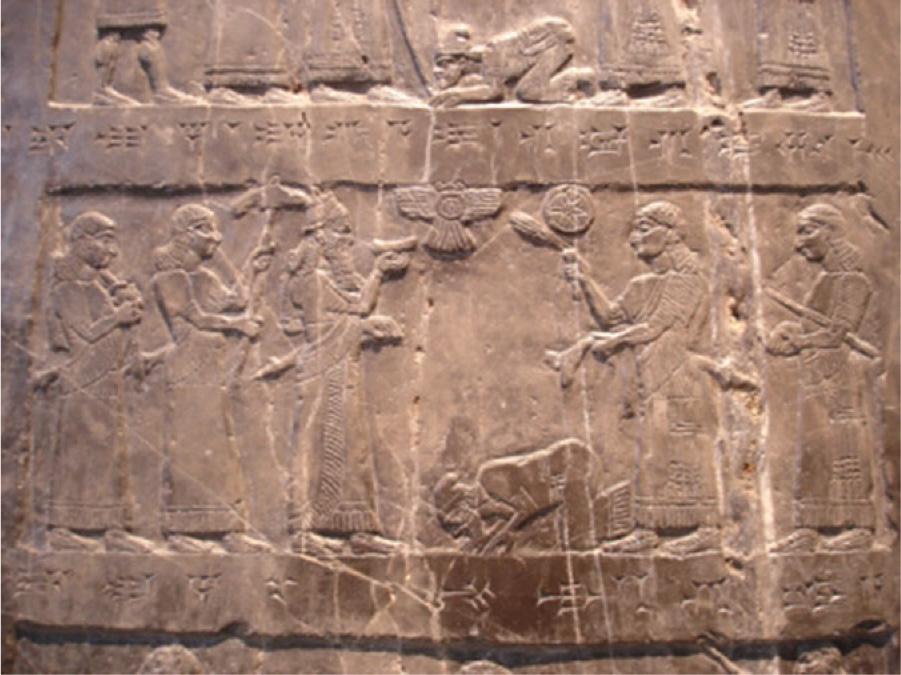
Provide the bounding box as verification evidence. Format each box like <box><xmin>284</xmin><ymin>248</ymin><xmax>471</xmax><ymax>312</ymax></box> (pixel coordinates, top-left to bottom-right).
<box><xmin>548</xmin><ymin>201</ymin><xmax>721</xmax><ymax>556</ymax></box>
<box><xmin>256</xmin><ymin>190</ymin><xmax>416</xmax><ymax>556</ymax></box>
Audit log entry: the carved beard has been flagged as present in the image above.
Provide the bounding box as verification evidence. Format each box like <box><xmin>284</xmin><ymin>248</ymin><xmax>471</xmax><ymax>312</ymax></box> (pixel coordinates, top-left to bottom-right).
<box><xmin>171</xmin><ymin>238</ymin><xmax>205</xmax><ymax>270</ymax></box>
<box><xmin>154</xmin><ymin>238</ymin><xmax>203</xmax><ymax>272</ymax></box>
<box><xmin>321</xmin><ymin>234</ymin><xmax>362</xmax><ymax>294</ymax></box>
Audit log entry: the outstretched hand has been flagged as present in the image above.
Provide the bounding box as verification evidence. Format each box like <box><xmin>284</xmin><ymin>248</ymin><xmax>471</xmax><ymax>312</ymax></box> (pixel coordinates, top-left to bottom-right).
<box><xmin>376</xmin><ymin>251</ymin><xmax>411</xmax><ymax>275</ymax></box>
<box><xmin>114</xmin><ymin>300</ymin><xmax>143</xmax><ymax>326</ymax></box>
<box><xmin>766</xmin><ymin>321</ymin><xmax>803</xmax><ymax>356</ymax></box>
<box><xmin>235</xmin><ymin>315</ymin><xmax>264</xmax><ymax>339</ymax></box>
<box><xmin>362</xmin><ymin>315</ymin><xmax>404</xmax><ymax>343</ymax></box>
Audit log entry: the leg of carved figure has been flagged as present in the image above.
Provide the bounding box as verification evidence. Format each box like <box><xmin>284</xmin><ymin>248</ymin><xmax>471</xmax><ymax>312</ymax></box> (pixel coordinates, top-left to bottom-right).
<box><xmin>104</xmin><ymin>529</ymin><xmax>155</xmax><ymax>553</ymax></box>
<box><xmin>818</xmin><ymin>370</ymin><xmax>875</xmax><ymax>551</ymax></box>
<box><xmin>161</xmin><ymin>378</ymin><xmax>247</xmax><ymax>551</ymax></box>
<box><xmin>136</xmin><ymin>29</ymin><xmax>199</xmax><ymax>104</ymax></box>
<box><xmin>782</xmin><ymin>90</ymin><xmax>833</xmax><ymax>112</ymax></box>
<box><xmin>595</xmin><ymin>454</ymin><xmax>652</xmax><ymax>554</ymax></box>
<box><xmin>515</xmin><ymin>41</ymin><xmax>573</xmax><ymax>103</ymax></box>
<box><xmin>656</xmin><ymin>374</ymin><xmax>722</xmax><ymax>557</ymax></box>
<box><xmin>93</xmin><ymin>33</ymin><xmax>139</xmax><ymax>105</ymax></box>
<box><xmin>95</xmin><ymin>34</ymin><xmax>119</xmax><ymax>89</ymax></box>
<box><xmin>600</xmin><ymin>527</ymin><xmax>659</xmax><ymax>554</ymax></box>
<box><xmin>548</xmin><ymin>66</ymin><xmax>597</xmax><ymax>100</ymax></box>
<box><xmin>796</xmin><ymin>385</ymin><xmax>838</xmax><ymax>532</ymax></box>
<box><xmin>771</xmin><ymin>382</ymin><xmax>830</xmax><ymax>553</ymax></box>
<box><xmin>741</xmin><ymin>87</ymin><xmax>782</xmax><ymax>109</ymax></box>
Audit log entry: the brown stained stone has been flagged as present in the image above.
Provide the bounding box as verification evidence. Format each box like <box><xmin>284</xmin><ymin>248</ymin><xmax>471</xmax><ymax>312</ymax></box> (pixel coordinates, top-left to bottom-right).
<box><xmin>2</xmin><ymin>1</ymin><xmax>899</xmax><ymax>673</ymax></box>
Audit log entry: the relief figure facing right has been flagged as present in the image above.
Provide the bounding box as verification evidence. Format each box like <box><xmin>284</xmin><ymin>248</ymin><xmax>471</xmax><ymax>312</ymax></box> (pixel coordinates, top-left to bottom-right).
<box><xmin>256</xmin><ymin>190</ymin><xmax>416</xmax><ymax>556</ymax></box>
<box><xmin>42</xmin><ymin>211</ymin><xmax>153</xmax><ymax>553</ymax></box>
<box><xmin>766</xmin><ymin>204</ymin><xmax>880</xmax><ymax>553</ymax></box>
<box><xmin>152</xmin><ymin>204</ymin><xmax>271</xmax><ymax>553</ymax></box>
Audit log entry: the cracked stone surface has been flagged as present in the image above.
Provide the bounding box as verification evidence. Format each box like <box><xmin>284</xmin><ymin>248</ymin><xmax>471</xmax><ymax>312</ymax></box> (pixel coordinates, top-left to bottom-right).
<box><xmin>1</xmin><ymin>1</ymin><xmax>898</xmax><ymax>673</ymax></box>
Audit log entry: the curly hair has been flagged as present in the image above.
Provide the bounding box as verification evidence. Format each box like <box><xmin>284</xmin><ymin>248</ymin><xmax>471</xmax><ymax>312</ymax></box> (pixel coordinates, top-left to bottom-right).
<box><xmin>635</xmin><ymin>201</ymin><xmax>688</xmax><ymax>235</ymax></box>
<box><xmin>68</xmin><ymin>211</ymin><xmax>116</xmax><ymax>243</ymax></box>
<box><xmin>798</xmin><ymin>203</ymin><xmax>861</xmax><ymax>272</ymax></box>
<box><xmin>170</xmin><ymin>203</ymin><xmax>215</xmax><ymax>238</ymax></box>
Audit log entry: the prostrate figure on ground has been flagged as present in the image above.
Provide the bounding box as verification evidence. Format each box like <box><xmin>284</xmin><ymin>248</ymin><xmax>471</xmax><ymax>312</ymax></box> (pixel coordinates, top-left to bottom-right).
<box><xmin>430</xmin><ymin>18</ymin><xmax>596</xmax><ymax>108</ymax></box>
<box><xmin>433</xmin><ymin>439</ymin><xmax>598</xmax><ymax>553</ymax></box>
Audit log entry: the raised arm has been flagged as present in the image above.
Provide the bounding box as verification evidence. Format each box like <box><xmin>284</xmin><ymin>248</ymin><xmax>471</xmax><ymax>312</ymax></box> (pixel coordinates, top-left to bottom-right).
<box><xmin>202</xmin><ymin>249</ymin><xmax>251</xmax><ymax>312</ymax></box>
<box><xmin>580</xmin><ymin>276</ymin><xmax>629</xmax><ymax>328</ymax></box>
<box><xmin>278</xmin><ymin>273</ymin><xmax>307</xmax><ymax>338</ymax></box>
<box><xmin>565</xmin><ymin>256</ymin><xmax>628</xmax><ymax>328</ymax></box>
<box><xmin>353</xmin><ymin>251</ymin><xmax>411</xmax><ymax>316</ymax></box>
<box><xmin>351</xmin><ymin>267</ymin><xmax>384</xmax><ymax>316</ymax></box>
<box><xmin>53</xmin><ymin>281</ymin><xmax>140</xmax><ymax>344</ymax></box>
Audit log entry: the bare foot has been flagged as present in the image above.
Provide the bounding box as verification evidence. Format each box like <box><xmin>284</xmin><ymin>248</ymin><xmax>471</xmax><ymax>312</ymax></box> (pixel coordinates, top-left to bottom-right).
<box><xmin>601</xmin><ymin>529</ymin><xmax>659</xmax><ymax>554</ymax></box>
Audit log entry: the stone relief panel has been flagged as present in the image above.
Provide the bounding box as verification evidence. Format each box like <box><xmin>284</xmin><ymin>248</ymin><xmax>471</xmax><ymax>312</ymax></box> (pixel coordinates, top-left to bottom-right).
<box><xmin>758</xmin><ymin>198</ymin><xmax>892</xmax><ymax>553</ymax></box>
<box><xmin>2</xmin><ymin>1</ymin><xmax>899</xmax><ymax>673</ymax></box>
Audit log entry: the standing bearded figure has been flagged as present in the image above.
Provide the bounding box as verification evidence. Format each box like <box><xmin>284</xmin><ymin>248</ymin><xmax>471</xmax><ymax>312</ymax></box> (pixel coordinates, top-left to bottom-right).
<box><xmin>547</xmin><ymin>201</ymin><xmax>720</xmax><ymax>556</ymax></box>
<box><xmin>261</xmin><ymin>191</ymin><xmax>413</xmax><ymax>556</ymax></box>
<box><xmin>767</xmin><ymin>204</ymin><xmax>877</xmax><ymax>553</ymax></box>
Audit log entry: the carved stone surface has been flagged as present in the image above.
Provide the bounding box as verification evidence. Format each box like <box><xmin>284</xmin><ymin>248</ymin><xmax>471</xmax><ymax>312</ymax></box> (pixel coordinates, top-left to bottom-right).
<box><xmin>2</xmin><ymin>1</ymin><xmax>899</xmax><ymax>673</ymax></box>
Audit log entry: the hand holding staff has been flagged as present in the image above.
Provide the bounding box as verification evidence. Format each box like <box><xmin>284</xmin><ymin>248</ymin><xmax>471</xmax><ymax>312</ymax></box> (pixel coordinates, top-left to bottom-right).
<box><xmin>509</xmin><ymin>210</ymin><xmax>588</xmax><ymax>300</ymax></box>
